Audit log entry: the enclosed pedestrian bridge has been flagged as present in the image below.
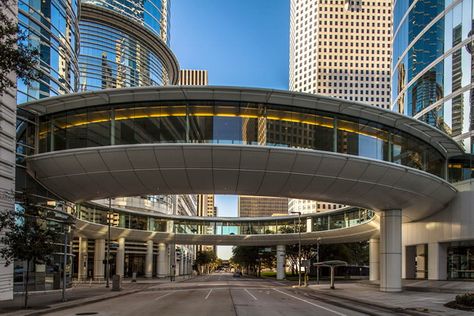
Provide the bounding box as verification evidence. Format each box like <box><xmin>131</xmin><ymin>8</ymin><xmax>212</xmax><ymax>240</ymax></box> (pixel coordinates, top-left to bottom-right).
<box><xmin>24</xmin><ymin>86</ymin><xmax>461</xmax><ymax>222</ymax></box>
<box><xmin>22</xmin><ymin>86</ymin><xmax>464</xmax><ymax>292</ymax></box>
<box><xmin>74</xmin><ymin>202</ymin><xmax>378</xmax><ymax>246</ymax></box>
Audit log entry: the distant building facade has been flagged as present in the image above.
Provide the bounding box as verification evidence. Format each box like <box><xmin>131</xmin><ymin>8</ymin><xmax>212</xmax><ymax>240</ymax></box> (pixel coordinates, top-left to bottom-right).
<box><xmin>179</xmin><ymin>69</ymin><xmax>208</xmax><ymax>85</ymax></box>
<box><xmin>238</xmin><ymin>196</ymin><xmax>289</xmax><ymax>217</ymax></box>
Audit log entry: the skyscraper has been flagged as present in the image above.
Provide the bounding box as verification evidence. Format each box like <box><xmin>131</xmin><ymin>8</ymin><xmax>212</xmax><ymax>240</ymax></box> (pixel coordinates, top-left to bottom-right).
<box><xmin>289</xmin><ymin>0</ymin><xmax>392</xmax><ymax>213</ymax></box>
<box><xmin>289</xmin><ymin>0</ymin><xmax>392</xmax><ymax>107</ymax></box>
<box><xmin>391</xmin><ymin>0</ymin><xmax>473</xmax><ymax>179</ymax></box>
<box><xmin>238</xmin><ymin>196</ymin><xmax>289</xmax><ymax>217</ymax></box>
<box><xmin>178</xmin><ymin>70</ymin><xmax>214</xmax><ymax>252</ymax></box>
<box><xmin>197</xmin><ymin>194</ymin><xmax>217</xmax><ymax>253</ymax></box>
<box><xmin>4</xmin><ymin>0</ymin><xmax>182</xmax><ymax>295</ymax></box>
<box><xmin>78</xmin><ymin>2</ymin><xmax>177</xmax><ymax>91</ymax></box>
<box><xmin>392</xmin><ymin>0</ymin><xmax>474</xmax><ymax>280</ymax></box>
<box><xmin>0</xmin><ymin>5</ymin><xmax>16</xmax><ymax>301</ymax></box>
<box><xmin>179</xmin><ymin>69</ymin><xmax>209</xmax><ymax>85</ymax></box>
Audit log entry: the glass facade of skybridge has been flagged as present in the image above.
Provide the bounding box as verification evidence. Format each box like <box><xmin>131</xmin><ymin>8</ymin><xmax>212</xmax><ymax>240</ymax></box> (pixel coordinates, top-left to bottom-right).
<box><xmin>77</xmin><ymin>203</ymin><xmax>375</xmax><ymax>235</ymax></box>
<box><xmin>38</xmin><ymin>101</ymin><xmax>445</xmax><ymax>178</ymax></box>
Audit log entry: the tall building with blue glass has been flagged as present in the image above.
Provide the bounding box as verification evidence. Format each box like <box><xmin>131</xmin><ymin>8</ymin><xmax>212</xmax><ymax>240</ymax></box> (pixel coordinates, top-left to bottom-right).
<box><xmin>78</xmin><ymin>0</ymin><xmax>177</xmax><ymax>91</ymax></box>
<box><xmin>392</xmin><ymin>0</ymin><xmax>473</xmax><ymax>174</ymax></box>
<box><xmin>2</xmin><ymin>0</ymin><xmax>178</xmax><ymax>300</ymax></box>
<box><xmin>17</xmin><ymin>0</ymin><xmax>80</xmax><ymax>103</ymax></box>
<box><xmin>393</xmin><ymin>0</ymin><xmax>474</xmax><ymax>281</ymax></box>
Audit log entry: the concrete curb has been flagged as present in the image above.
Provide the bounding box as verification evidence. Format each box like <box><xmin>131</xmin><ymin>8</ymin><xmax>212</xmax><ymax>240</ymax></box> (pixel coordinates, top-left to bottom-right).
<box><xmin>307</xmin><ymin>287</ymin><xmax>429</xmax><ymax>316</ymax></box>
<box><xmin>5</xmin><ymin>288</ymin><xmax>143</xmax><ymax>316</ymax></box>
<box><xmin>357</xmin><ymin>280</ymin><xmax>474</xmax><ymax>294</ymax></box>
<box><xmin>5</xmin><ymin>276</ymin><xmax>196</xmax><ymax>316</ymax></box>
<box><xmin>403</xmin><ymin>286</ymin><xmax>472</xmax><ymax>294</ymax></box>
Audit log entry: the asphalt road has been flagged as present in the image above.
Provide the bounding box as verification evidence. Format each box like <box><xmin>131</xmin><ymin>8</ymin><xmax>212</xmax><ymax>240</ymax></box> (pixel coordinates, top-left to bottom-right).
<box><xmin>44</xmin><ymin>273</ymin><xmax>404</xmax><ymax>316</ymax></box>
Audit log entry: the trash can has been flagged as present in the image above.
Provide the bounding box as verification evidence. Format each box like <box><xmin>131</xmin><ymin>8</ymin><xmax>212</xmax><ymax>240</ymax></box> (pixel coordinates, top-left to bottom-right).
<box><xmin>132</xmin><ymin>272</ymin><xmax>137</xmax><ymax>282</ymax></box>
<box><xmin>112</xmin><ymin>275</ymin><xmax>121</xmax><ymax>291</ymax></box>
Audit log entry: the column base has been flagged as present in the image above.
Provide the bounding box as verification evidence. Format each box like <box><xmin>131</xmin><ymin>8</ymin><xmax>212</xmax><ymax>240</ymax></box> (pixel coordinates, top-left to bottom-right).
<box><xmin>380</xmin><ymin>286</ymin><xmax>402</xmax><ymax>292</ymax></box>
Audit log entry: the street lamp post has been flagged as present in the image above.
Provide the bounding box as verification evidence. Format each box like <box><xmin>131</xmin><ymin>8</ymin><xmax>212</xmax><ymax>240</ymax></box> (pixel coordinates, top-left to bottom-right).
<box><xmin>106</xmin><ymin>198</ymin><xmax>111</xmax><ymax>288</ymax></box>
<box><xmin>316</xmin><ymin>237</ymin><xmax>321</xmax><ymax>285</ymax></box>
<box><xmin>61</xmin><ymin>222</ymin><xmax>69</xmax><ymax>302</ymax></box>
<box><xmin>291</xmin><ymin>211</ymin><xmax>302</xmax><ymax>287</ymax></box>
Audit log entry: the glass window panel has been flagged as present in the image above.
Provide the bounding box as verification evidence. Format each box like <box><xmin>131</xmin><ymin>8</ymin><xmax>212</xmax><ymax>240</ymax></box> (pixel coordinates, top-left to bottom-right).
<box><xmin>87</xmin><ymin>107</ymin><xmax>111</xmax><ymax>147</ymax></box>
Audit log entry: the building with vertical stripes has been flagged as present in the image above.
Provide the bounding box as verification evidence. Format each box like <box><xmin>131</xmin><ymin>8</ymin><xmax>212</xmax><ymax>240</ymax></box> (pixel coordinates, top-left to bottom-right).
<box><xmin>179</xmin><ymin>69</ymin><xmax>208</xmax><ymax>85</ymax></box>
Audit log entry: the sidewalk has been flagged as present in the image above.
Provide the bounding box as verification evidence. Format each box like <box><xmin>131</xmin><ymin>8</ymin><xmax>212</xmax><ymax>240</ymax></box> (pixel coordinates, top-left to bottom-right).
<box><xmin>308</xmin><ymin>282</ymin><xmax>469</xmax><ymax>315</ymax></box>
<box><xmin>0</xmin><ymin>275</ymin><xmax>193</xmax><ymax>316</ymax></box>
<box><xmin>360</xmin><ymin>279</ymin><xmax>474</xmax><ymax>293</ymax></box>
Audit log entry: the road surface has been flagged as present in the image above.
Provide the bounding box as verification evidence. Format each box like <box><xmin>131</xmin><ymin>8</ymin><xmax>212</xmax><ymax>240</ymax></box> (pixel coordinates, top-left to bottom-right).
<box><xmin>45</xmin><ymin>273</ymin><xmax>408</xmax><ymax>316</ymax></box>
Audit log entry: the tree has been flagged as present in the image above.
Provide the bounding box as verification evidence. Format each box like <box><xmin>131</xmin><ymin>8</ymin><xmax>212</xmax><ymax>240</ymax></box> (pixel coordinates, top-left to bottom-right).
<box><xmin>194</xmin><ymin>250</ymin><xmax>217</xmax><ymax>274</ymax></box>
<box><xmin>0</xmin><ymin>205</ymin><xmax>60</xmax><ymax>308</ymax></box>
<box><xmin>230</xmin><ymin>246</ymin><xmax>276</xmax><ymax>277</ymax></box>
<box><xmin>0</xmin><ymin>0</ymin><xmax>38</xmax><ymax>94</ymax></box>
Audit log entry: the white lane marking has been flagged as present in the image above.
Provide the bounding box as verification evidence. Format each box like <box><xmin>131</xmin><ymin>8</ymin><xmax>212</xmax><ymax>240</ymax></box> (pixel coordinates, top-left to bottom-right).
<box><xmin>154</xmin><ymin>291</ymin><xmax>174</xmax><ymax>301</ymax></box>
<box><xmin>273</xmin><ymin>281</ymin><xmax>286</xmax><ymax>286</ymax></box>
<box><xmin>273</xmin><ymin>288</ymin><xmax>347</xmax><ymax>316</ymax></box>
<box><xmin>205</xmin><ymin>289</ymin><xmax>213</xmax><ymax>300</ymax></box>
<box><xmin>244</xmin><ymin>288</ymin><xmax>258</xmax><ymax>301</ymax></box>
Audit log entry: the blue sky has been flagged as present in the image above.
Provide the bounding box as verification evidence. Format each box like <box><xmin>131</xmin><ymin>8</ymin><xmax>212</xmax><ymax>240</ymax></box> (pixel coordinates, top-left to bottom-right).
<box><xmin>170</xmin><ymin>0</ymin><xmax>289</xmax><ymax>89</ymax></box>
<box><xmin>171</xmin><ymin>0</ymin><xmax>290</xmax><ymax>259</ymax></box>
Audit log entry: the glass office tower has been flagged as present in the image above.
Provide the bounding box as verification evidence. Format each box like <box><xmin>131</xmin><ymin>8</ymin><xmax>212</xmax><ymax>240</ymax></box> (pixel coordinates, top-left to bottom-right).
<box><xmin>81</xmin><ymin>0</ymin><xmax>170</xmax><ymax>42</ymax></box>
<box><xmin>392</xmin><ymin>0</ymin><xmax>474</xmax><ymax>181</ymax></box>
<box><xmin>393</xmin><ymin>0</ymin><xmax>474</xmax><ymax>279</ymax></box>
<box><xmin>78</xmin><ymin>0</ymin><xmax>174</xmax><ymax>91</ymax></box>
<box><xmin>17</xmin><ymin>0</ymin><xmax>80</xmax><ymax>103</ymax></box>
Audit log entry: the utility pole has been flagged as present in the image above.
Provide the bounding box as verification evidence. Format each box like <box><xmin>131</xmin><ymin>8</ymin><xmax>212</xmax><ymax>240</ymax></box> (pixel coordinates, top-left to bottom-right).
<box><xmin>62</xmin><ymin>223</ymin><xmax>68</xmax><ymax>302</ymax></box>
<box><xmin>291</xmin><ymin>211</ymin><xmax>302</xmax><ymax>287</ymax></box>
<box><xmin>317</xmin><ymin>237</ymin><xmax>321</xmax><ymax>285</ymax></box>
<box><xmin>106</xmin><ymin>198</ymin><xmax>111</xmax><ymax>288</ymax></box>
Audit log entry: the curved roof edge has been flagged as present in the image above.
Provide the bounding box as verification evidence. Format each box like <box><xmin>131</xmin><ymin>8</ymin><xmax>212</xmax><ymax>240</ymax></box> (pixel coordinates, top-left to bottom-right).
<box><xmin>80</xmin><ymin>3</ymin><xmax>180</xmax><ymax>85</ymax></box>
<box><xmin>20</xmin><ymin>86</ymin><xmax>463</xmax><ymax>157</ymax></box>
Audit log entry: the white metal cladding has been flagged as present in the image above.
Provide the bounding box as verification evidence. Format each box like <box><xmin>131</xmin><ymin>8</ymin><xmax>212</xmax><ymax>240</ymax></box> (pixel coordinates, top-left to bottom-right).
<box><xmin>27</xmin><ymin>144</ymin><xmax>457</xmax><ymax>222</ymax></box>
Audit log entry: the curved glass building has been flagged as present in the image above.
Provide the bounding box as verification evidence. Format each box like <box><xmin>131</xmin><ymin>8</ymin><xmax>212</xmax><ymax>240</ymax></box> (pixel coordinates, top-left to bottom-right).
<box><xmin>393</xmin><ymin>0</ymin><xmax>474</xmax><ymax>281</ymax></box>
<box><xmin>392</xmin><ymin>0</ymin><xmax>474</xmax><ymax>181</ymax></box>
<box><xmin>17</xmin><ymin>0</ymin><xmax>80</xmax><ymax>103</ymax></box>
<box><xmin>78</xmin><ymin>3</ymin><xmax>178</xmax><ymax>91</ymax></box>
<box><xmin>81</xmin><ymin>0</ymin><xmax>170</xmax><ymax>42</ymax></box>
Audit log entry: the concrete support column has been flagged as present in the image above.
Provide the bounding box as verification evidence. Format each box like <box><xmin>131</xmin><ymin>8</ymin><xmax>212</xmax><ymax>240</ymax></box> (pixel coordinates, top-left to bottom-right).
<box><xmin>116</xmin><ymin>237</ymin><xmax>125</xmax><ymax>278</ymax></box>
<box><xmin>184</xmin><ymin>253</ymin><xmax>188</xmax><ymax>275</ymax></box>
<box><xmin>380</xmin><ymin>209</ymin><xmax>402</xmax><ymax>292</ymax></box>
<box><xmin>179</xmin><ymin>252</ymin><xmax>184</xmax><ymax>276</ymax></box>
<box><xmin>428</xmin><ymin>243</ymin><xmax>447</xmax><ymax>280</ymax></box>
<box><xmin>145</xmin><ymin>240</ymin><xmax>153</xmax><ymax>278</ymax></box>
<box><xmin>369</xmin><ymin>238</ymin><xmax>380</xmax><ymax>281</ymax></box>
<box><xmin>94</xmin><ymin>239</ymin><xmax>105</xmax><ymax>281</ymax></box>
<box><xmin>276</xmin><ymin>245</ymin><xmax>286</xmax><ymax>280</ymax></box>
<box><xmin>306</xmin><ymin>218</ymin><xmax>312</xmax><ymax>233</ymax></box>
<box><xmin>185</xmin><ymin>253</ymin><xmax>191</xmax><ymax>274</ymax></box>
<box><xmin>188</xmin><ymin>254</ymin><xmax>193</xmax><ymax>274</ymax></box>
<box><xmin>170</xmin><ymin>245</ymin><xmax>176</xmax><ymax>278</ymax></box>
<box><xmin>157</xmin><ymin>243</ymin><xmax>168</xmax><ymax>278</ymax></box>
<box><xmin>78</xmin><ymin>237</ymin><xmax>88</xmax><ymax>280</ymax></box>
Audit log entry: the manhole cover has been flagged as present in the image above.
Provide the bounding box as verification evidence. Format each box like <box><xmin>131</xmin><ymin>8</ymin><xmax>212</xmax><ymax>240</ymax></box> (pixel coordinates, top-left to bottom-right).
<box><xmin>75</xmin><ymin>313</ymin><xmax>98</xmax><ymax>315</ymax></box>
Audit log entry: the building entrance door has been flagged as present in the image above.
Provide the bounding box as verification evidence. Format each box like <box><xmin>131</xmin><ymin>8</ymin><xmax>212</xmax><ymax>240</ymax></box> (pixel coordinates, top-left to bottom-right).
<box><xmin>124</xmin><ymin>254</ymin><xmax>145</xmax><ymax>277</ymax></box>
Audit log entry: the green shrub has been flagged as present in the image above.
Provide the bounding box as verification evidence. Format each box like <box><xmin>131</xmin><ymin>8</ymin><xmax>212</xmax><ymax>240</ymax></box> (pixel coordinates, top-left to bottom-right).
<box><xmin>455</xmin><ymin>293</ymin><xmax>474</xmax><ymax>307</ymax></box>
